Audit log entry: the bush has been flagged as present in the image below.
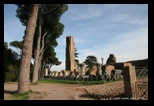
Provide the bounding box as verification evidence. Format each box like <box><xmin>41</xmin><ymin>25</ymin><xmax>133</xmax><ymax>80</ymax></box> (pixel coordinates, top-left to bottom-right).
<box><xmin>4</xmin><ymin>65</ymin><xmax>18</xmax><ymax>82</ymax></box>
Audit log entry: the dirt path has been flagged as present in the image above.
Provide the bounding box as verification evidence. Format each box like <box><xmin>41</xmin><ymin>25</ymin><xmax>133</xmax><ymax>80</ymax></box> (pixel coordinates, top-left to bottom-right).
<box><xmin>29</xmin><ymin>83</ymin><xmax>89</xmax><ymax>100</ymax></box>
<box><xmin>4</xmin><ymin>81</ymin><xmax>127</xmax><ymax>100</ymax></box>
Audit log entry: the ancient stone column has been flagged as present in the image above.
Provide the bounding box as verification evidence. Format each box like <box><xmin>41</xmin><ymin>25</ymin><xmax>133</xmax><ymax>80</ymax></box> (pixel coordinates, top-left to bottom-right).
<box><xmin>101</xmin><ymin>58</ymin><xmax>104</xmax><ymax>66</ymax></box>
<box><xmin>123</xmin><ymin>66</ymin><xmax>136</xmax><ymax>98</ymax></box>
<box><xmin>81</xmin><ymin>63</ymin><xmax>86</xmax><ymax>76</ymax></box>
<box><xmin>66</xmin><ymin>36</ymin><xmax>75</xmax><ymax>72</ymax></box>
<box><xmin>98</xmin><ymin>63</ymin><xmax>102</xmax><ymax>75</ymax></box>
<box><xmin>45</xmin><ymin>68</ymin><xmax>48</xmax><ymax>76</ymax></box>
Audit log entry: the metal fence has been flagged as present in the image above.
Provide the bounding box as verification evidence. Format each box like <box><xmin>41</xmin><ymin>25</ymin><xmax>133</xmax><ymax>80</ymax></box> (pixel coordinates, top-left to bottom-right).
<box><xmin>44</xmin><ymin>69</ymin><xmax>123</xmax><ymax>83</ymax></box>
<box><xmin>133</xmin><ymin>67</ymin><xmax>148</xmax><ymax>100</ymax></box>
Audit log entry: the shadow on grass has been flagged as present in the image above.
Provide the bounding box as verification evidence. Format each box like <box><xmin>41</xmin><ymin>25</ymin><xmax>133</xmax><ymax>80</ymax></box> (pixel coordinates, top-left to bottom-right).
<box><xmin>4</xmin><ymin>90</ymin><xmax>17</xmax><ymax>94</ymax></box>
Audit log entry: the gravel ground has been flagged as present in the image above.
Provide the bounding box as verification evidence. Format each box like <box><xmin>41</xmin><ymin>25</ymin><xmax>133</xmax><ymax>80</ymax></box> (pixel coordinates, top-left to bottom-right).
<box><xmin>4</xmin><ymin>79</ymin><xmax>147</xmax><ymax>100</ymax></box>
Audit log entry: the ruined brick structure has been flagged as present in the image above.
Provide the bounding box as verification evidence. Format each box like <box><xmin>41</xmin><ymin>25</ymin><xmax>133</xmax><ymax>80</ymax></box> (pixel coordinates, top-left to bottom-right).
<box><xmin>123</xmin><ymin>66</ymin><xmax>136</xmax><ymax>98</ymax></box>
<box><xmin>66</xmin><ymin>36</ymin><xmax>75</xmax><ymax>72</ymax></box>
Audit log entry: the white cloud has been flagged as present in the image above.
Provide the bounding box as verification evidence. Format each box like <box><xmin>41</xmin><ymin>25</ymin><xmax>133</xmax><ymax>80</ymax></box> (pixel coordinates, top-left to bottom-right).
<box><xmin>111</xmin><ymin>13</ymin><xmax>130</xmax><ymax>21</ymax></box>
<box><xmin>67</xmin><ymin>4</ymin><xmax>103</xmax><ymax>21</ymax></box>
<box><xmin>55</xmin><ymin>27</ymin><xmax>148</xmax><ymax>69</ymax></box>
<box><xmin>91</xmin><ymin>27</ymin><xmax>148</xmax><ymax>63</ymax></box>
<box><xmin>109</xmin><ymin>13</ymin><xmax>148</xmax><ymax>25</ymax></box>
<box><xmin>105</xmin><ymin>4</ymin><xmax>122</xmax><ymax>9</ymax></box>
<box><xmin>79</xmin><ymin>49</ymin><xmax>96</xmax><ymax>56</ymax></box>
<box><xmin>74</xmin><ymin>38</ymin><xmax>84</xmax><ymax>44</ymax></box>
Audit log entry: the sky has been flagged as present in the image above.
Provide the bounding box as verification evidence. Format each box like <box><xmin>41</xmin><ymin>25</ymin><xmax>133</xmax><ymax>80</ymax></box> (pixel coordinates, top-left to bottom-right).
<box><xmin>4</xmin><ymin>4</ymin><xmax>148</xmax><ymax>71</ymax></box>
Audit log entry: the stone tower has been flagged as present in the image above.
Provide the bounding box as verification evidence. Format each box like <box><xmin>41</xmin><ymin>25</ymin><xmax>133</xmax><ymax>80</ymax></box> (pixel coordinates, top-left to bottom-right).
<box><xmin>66</xmin><ymin>36</ymin><xmax>75</xmax><ymax>72</ymax></box>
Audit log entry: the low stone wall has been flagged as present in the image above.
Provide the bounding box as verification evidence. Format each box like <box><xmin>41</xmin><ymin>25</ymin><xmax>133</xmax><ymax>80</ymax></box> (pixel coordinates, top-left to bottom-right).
<box><xmin>114</xmin><ymin>62</ymin><xmax>132</xmax><ymax>69</ymax></box>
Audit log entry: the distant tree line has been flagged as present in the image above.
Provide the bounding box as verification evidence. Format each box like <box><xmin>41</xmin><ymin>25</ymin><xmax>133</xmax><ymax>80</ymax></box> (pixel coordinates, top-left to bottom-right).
<box><xmin>4</xmin><ymin>42</ymin><xmax>34</xmax><ymax>82</ymax></box>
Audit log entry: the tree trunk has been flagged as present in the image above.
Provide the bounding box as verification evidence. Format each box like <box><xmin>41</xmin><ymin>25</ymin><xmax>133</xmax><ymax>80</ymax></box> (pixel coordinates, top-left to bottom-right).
<box><xmin>18</xmin><ymin>4</ymin><xmax>39</xmax><ymax>94</ymax></box>
<box><xmin>38</xmin><ymin>60</ymin><xmax>45</xmax><ymax>79</ymax></box>
<box><xmin>38</xmin><ymin>50</ymin><xmax>44</xmax><ymax>77</ymax></box>
<box><xmin>32</xmin><ymin>10</ymin><xmax>42</xmax><ymax>83</ymax></box>
<box><xmin>37</xmin><ymin>31</ymin><xmax>47</xmax><ymax>79</ymax></box>
<box><xmin>42</xmin><ymin>62</ymin><xmax>46</xmax><ymax>78</ymax></box>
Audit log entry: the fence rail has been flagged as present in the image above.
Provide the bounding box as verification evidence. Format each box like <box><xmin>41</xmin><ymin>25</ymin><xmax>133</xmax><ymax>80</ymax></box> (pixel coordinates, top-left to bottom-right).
<box><xmin>44</xmin><ymin>72</ymin><xmax>123</xmax><ymax>83</ymax></box>
<box><xmin>133</xmin><ymin>81</ymin><xmax>148</xmax><ymax>100</ymax></box>
<box><xmin>133</xmin><ymin>67</ymin><xmax>148</xmax><ymax>100</ymax></box>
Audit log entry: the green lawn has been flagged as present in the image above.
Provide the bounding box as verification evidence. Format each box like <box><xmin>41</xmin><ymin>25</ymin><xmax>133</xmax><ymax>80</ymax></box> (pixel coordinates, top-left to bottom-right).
<box><xmin>37</xmin><ymin>78</ymin><xmax>123</xmax><ymax>85</ymax></box>
<box><xmin>11</xmin><ymin>90</ymin><xmax>33</xmax><ymax>100</ymax></box>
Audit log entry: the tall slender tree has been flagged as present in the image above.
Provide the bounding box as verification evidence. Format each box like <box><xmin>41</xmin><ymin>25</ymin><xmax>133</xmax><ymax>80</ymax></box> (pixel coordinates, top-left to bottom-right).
<box><xmin>16</xmin><ymin>4</ymin><xmax>68</xmax><ymax>83</ymax></box>
<box><xmin>17</xmin><ymin>4</ymin><xmax>39</xmax><ymax>94</ymax></box>
<box><xmin>32</xmin><ymin>8</ymin><xmax>43</xmax><ymax>83</ymax></box>
<box><xmin>32</xmin><ymin>5</ymin><xmax>67</xmax><ymax>82</ymax></box>
<box><xmin>15</xmin><ymin>4</ymin><xmax>68</xmax><ymax>83</ymax></box>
